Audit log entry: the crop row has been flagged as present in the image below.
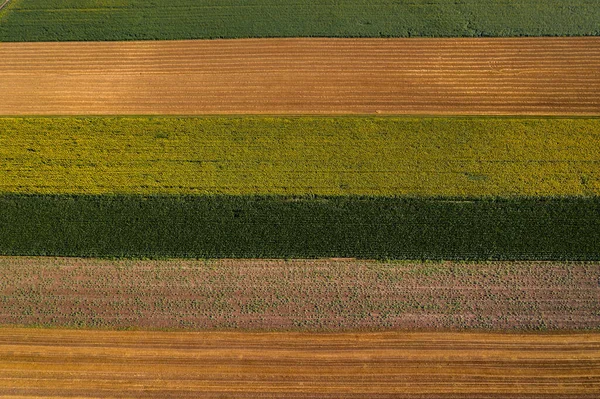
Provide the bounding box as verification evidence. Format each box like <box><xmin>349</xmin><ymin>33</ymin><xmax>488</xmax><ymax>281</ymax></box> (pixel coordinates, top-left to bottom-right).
<box><xmin>0</xmin><ymin>195</ymin><xmax>598</xmax><ymax>260</ymax></box>
<box><xmin>1</xmin><ymin>0</ymin><xmax>599</xmax><ymax>41</ymax></box>
<box><xmin>1</xmin><ymin>117</ymin><xmax>598</xmax><ymax>196</ymax></box>
<box><xmin>1</xmin><ymin>257</ymin><xmax>597</xmax><ymax>331</ymax></box>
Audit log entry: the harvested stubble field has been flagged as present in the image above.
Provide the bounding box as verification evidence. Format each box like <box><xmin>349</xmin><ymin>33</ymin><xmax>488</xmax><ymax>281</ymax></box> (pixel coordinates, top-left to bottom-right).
<box><xmin>1</xmin><ymin>38</ymin><xmax>599</xmax><ymax>115</ymax></box>
<box><xmin>1</xmin><ymin>0</ymin><xmax>599</xmax><ymax>41</ymax></box>
<box><xmin>0</xmin><ymin>257</ymin><xmax>598</xmax><ymax>331</ymax></box>
<box><xmin>0</xmin><ymin>328</ymin><xmax>598</xmax><ymax>398</ymax></box>
<box><xmin>1</xmin><ymin>117</ymin><xmax>598</xmax><ymax>196</ymax></box>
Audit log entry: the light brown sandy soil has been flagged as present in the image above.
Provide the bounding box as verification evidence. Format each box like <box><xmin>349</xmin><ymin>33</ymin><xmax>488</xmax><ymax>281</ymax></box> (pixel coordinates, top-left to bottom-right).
<box><xmin>0</xmin><ymin>38</ymin><xmax>598</xmax><ymax>115</ymax></box>
<box><xmin>0</xmin><ymin>257</ymin><xmax>597</xmax><ymax>331</ymax></box>
<box><xmin>0</xmin><ymin>328</ymin><xmax>598</xmax><ymax>398</ymax></box>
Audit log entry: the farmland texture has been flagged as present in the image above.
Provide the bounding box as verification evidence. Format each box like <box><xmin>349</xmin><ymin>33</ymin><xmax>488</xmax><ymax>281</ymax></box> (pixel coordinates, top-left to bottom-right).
<box><xmin>0</xmin><ymin>328</ymin><xmax>598</xmax><ymax>398</ymax></box>
<box><xmin>0</xmin><ymin>0</ymin><xmax>599</xmax><ymax>42</ymax></box>
<box><xmin>1</xmin><ymin>38</ymin><xmax>599</xmax><ymax>115</ymax></box>
<box><xmin>1</xmin><ymin>117</ymin><xmax>599</xmax><ymax>196</ymax></box>
<box><xmin>1</xmin><ymin>257</ymin><xmax>597</xmax><ymax>331</ymax></box>
<box><xmin>0</xmin><ymin>195</ymin><xmax>599</xmax><ymax>260</ymax></box>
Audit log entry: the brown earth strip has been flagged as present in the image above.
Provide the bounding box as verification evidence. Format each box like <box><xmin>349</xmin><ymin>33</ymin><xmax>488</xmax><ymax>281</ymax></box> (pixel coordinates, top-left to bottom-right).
<box><xmin>1</xmin><ymin>257</ymin><xmax>597</xmax><ymax>331</ymax></box>
<box><xmin>0</xmin><ymin>38</ymin><xmax>599</xmax><ymax>115</ymax></box>
<box><xmin>0</xmin><ymin>327</ymin><xmax>598</xmax><ymax>398</ymax></box>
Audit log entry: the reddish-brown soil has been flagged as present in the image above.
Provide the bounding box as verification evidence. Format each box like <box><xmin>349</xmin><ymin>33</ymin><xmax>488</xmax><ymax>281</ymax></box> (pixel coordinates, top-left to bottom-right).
<box><xmin>0</xmin><ymin>257</ymin><xmax>597</xmax><ymax>331</ymax></box>
<box><xmin>0</xmin><ymin>38</ymin><xmax>598</xmax><ymax>115</ymax></box>
<box><xmin>0</xmin><ymin>327</ymin><xmax>598</xmax><ymax>398</ymax></box>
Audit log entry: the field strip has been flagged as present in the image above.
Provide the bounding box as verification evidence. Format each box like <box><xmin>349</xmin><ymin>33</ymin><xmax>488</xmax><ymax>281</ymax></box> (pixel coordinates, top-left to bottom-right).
<box><xmin>1</xmin><ymin>196</ymin><xmax>599</xmax><ymax>260</ymax></box>
<box><xmin>0</xmin><ymin>327</ymin><xmax>598</xmax><ymax>398</ymax></box>
<box><xmin>1</xmin><ymin>117</ymin><xmax>599</xmax><ymax>197</ymax></box>
<box><xmin>0</xmin><ymin>257</ymin><xmax>597</xmax><ymax>331</ymax></box>
<box><xmin>1</xmin><ymin>1</ymin><xmax>599</xmax><ymax>42</ymax></box>
<box><xmin>0</xmin><ymin>38</ymin><xmax>599</xmax><ymax>115</ymax></box>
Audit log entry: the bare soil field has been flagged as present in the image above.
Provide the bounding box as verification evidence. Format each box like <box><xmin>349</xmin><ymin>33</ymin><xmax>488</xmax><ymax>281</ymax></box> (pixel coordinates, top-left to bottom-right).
<box><xmin>0</xmin><ymin>38</ymin><xmax>598</xmax><ymax>115</ymax></box>
<box><xmin>0</xmin><ymin>327</ymin><xmax>598</xmax><ymax>398</ymax></box>
<box><xmin>1</xmin><ymin>257</ymin><xmax>597</xmax><ymax>331</ymax></box>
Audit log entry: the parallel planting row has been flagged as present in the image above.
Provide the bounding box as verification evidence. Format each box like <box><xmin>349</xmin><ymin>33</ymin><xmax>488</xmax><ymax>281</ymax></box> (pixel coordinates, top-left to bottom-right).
<box><xmin>1</xmin><ymin>116</ymin><xmax>598</xmax><ymax>260</ymax></box>
<box><xmin>1</xmin><ymin>0</ymin><xmax>599</xmax><ymax>396</ymax></box>
<box><xmin>1</xmin><ymin>117</ymin><xmax>598</xmax><ymax>196</ymax></box>
<box><xmin>1</xmin><ymin>0</ymin><xmax>599</xmax><ymax>41</ymax></box>
<box><xmin>1</xmin><ymin>195</ymin><xmax>598</xmax><ymax>259</ymax></box>
<box><xmin>2</xmin><ymin>38</ymin><xmax>599</xmax><ymax>115</ymax></box>
<box><xmin>1</xmin><ymin>257</ymin><xmax>597</xmax><ymax>331</ymax></box>
<box><xmin>3</xmin><ymin>329</ymin><xmax>599</xmax><ymax>398</ymax></box>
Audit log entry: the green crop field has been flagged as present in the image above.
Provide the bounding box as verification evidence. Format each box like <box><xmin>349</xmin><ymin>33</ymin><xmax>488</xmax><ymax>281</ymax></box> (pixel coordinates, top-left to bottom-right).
<box><xmin>1</xmin><ymin>117</ymin><xmax>599</xmax><ymax>197</ymax></box>
<box><xmin>0</xmin><ymin>0</ymin><xmax>598</xmax><ymax>42</ymax></box>
<box><xmin>0</xmin><ymin>195</ymin><xmax>598</xmax><ymax>260</ymax></box>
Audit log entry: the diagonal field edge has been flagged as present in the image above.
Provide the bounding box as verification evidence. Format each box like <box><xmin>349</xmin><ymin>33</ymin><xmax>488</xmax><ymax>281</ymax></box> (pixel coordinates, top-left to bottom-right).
<box><xmin>1</xmin><ymin>38</ymin><xmax>599</xmax><ymax>115</ymax></box>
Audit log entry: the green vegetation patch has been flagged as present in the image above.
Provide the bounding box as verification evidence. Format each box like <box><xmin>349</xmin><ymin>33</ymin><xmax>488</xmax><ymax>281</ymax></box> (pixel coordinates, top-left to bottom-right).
<box><xmin>1</xmin><ymin>116</ymin><xmax>599</xmax><ymax>197</ymax></box>
<box><xmin>0</xmin><ymin>195</ymin><xmax>598</xmax><ymax>260</ymax></box>
<box><xmin>0</xmin><ymin>0</ymin><xmax>598</xmax><ymax>41</ymax></box>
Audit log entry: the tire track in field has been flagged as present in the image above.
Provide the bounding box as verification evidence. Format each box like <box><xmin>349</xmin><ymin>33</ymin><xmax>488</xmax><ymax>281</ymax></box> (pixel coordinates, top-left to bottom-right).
<box><xmin>0</xmin><ymin>38</ymin><xmax>599</xmax><ymax>115</ymax></box>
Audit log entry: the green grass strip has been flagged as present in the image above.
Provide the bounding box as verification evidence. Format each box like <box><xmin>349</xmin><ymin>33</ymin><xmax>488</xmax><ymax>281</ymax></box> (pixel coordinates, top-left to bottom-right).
<box><xmin>0</xmin><ymin>195</ymin><xmax>598</xmax><ymax>260</ymax></box>
<box><xmin>1</xmin><ymin>116</ymin><xmax>599</xmax><ymax>197</ymax></box>
<box><xmin>1</xmin><ymin>0</ymin><xmax>598</xmax><ymax>42</ymax></box>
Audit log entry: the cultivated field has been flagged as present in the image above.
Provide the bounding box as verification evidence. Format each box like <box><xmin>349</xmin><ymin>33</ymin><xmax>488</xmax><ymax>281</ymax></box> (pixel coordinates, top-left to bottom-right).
<box><xmin>0</xmin><ymin>328</ymin><xmax>598</xmax><ymax>398</ymax></box>
<box><xmin>1</xmin><ymin>117</ymin><xmax>598</xmax><ymax>196</ymax></box>
<box><xmin>1</xmin><ymin>0</ymin><xmax>599</xmax><ymax>41</ymax></box>
<box><xmin>2</xmin><ymin>2</ymin><xmax>598</xmax><ymax>398</ymax></box>
<box><xmin>0</xmin><ymin>257</ymin><xmax>597</xmax><ymax>331</ymax></box>
<box><xmin>1</xmin><ymin>38</ymin><xmax>599</xmax><ymax>115</ymax></box>
<box><xmin>2</xmin><ymin>196</ymin><xmax>599</xmax><ymax>260</ymax></box>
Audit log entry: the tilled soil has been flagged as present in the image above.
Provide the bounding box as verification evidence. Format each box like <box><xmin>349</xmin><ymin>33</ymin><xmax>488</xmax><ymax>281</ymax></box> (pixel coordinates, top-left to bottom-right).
<box><xmin>0</xmin><ymin>257</ymin><xmax>597</xmax><ymax>331</ymax></box>
<box><xmin>0</xmin><ymin>38</ymin><xmax>599</xmax><ymax>115</ymax></box>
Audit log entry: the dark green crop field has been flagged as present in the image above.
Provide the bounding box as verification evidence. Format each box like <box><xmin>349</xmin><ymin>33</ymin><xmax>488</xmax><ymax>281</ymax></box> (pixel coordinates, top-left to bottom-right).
<box><xmin>0</xmin><ymin>195</ymin><xmax>598</xmax><ymax>260</ymax></box>
<box><xmin>1</xmin><ymin>0</ymin><xmax>598</xmax><ymax>42</ymax></box>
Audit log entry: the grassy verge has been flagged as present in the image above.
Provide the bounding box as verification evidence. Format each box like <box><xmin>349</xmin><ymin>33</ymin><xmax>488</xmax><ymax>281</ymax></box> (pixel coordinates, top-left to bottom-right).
<box><xmin>0</xmin><ymin>195</ymin><xmax>598</xmax><ymax>260</ymax></box>
<box><xmin>1</xmin><ymin>116</ymin><xmax>599</xmax><ymax>196</ymax></box>
<box><xmin>0</xmin><ymin>0</ymin><xmax>598</xmax><ymax>41</ymax></box>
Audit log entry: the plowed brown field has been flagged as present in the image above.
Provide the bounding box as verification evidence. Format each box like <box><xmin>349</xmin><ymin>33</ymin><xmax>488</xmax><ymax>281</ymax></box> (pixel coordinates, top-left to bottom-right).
<box><xmin>0</xmin><ymin>328</ymin><xmax>598</xmax><ymax>398</ymax></box>
<box><xmin>0</xmin><ymin>38</ymin><xmax>599</xmax><ymax>115</ymax></box>
<box><xmin>1</xmin><ymin>258</ymin><xmax>598</xmax><ymax>331</ymax></box>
